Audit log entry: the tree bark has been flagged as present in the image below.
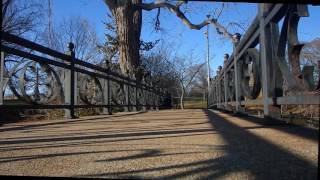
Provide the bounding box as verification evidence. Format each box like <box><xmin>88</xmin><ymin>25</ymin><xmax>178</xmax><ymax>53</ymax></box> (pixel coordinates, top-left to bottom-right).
<box><xmin>106</xmin><ymin>0</ymin><xmax>142</xmax><ymax>78</ymax></box>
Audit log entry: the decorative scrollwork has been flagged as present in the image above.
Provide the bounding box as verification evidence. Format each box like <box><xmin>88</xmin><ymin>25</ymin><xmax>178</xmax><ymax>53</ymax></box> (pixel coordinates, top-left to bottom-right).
<box><xmin>226</xmin><ymin>69</ymin><xmax>235</xmax><ymax>101</ymax></box>
<box><xmin>151</xmin><ymin>92</ymin><xmax>156</xmax><ymax>107</ymax></box>
<box><xmin>277</xmin><ymin>4</ymin><xmax>319</xmax><ymax>92</ymax></box>
<box><xmin>79</xmin><ymin>75</ymin><xmax>103</xmax><ymax>105</ymax></box>
<box><xmin>220</xmin><ymin>81</ymin><xmax>225</xmax><ymax>102</ymax></box>
<box><xmin>111</xmin><ymin>81</ymin><xmax>125</xmax><ymax>105</ymax></box>
<box><xmin>145</xmin><ymin>91</ymin><xmax>150</xmax><ymax>107</ymax></box>
<box><xmin>239</xmin><ymin>48</ymin><xmax>261</xmax><ymax>99</ymax></box>
<box><xmin>128</xmin><ymin>86</ymin><xmax>136</xmax><ymax>106</ymax></box>
<box><xmin>136</xmin><ymin>87</ymin><xmax>144</xmax><ymax>106</ymax></box>
<box><xmin>147</xmin><ymin>91</ymin><xmax>154</xmax><ymax>108</ymax></box>
<box><xmin>7</xmin><ymin>60</ymin><xmax>62</xmax><ymax>104</ymax></box>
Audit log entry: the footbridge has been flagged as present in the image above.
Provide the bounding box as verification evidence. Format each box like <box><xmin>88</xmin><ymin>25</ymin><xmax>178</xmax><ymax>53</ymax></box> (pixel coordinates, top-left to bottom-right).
<box><xmin>0</xmin><ymin>3</ymin><xmax>319</xmax><ymax>179</ymax></box>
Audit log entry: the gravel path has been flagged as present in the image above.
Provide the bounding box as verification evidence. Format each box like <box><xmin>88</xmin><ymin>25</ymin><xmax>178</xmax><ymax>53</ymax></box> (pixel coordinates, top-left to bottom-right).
<box><xmin>0</xmin><ymin>109</ymin><xmax>318</xmax><ymax>179</ymax></box>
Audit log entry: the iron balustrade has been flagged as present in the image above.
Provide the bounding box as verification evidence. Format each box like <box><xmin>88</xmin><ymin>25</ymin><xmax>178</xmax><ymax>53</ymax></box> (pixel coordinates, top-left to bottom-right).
<box><xmin>0</xmin><ymin>31</ymin><xmax>171</xmax><ymax>118</ymax></box>
<box><xmin>208</xmin><ymin>4</ymin><xmax>320</xmax><ymax>120</ymax></box>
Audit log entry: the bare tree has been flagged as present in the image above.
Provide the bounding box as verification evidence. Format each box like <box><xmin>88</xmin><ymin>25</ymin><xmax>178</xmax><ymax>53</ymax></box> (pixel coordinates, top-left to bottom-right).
<box><xmin>103</xmin><ymin>0</ymin><xmax>238</xmax><ymax>79</ymax></box>
<box><xmin>300</xmin><ymin>38</ymin><xmax>320</xmax><ymax>91</ymax></box>
<box><xmin>174</xmin><ymin>54</ymin><xmax>204</xmax><ymax>109</ymax></box>
<box><xmin>2</xmin><ymin>0</ymin><xmax>45</xmax><ymax>96</ymax></box>
<box><xmin>188</xmin><ymin>65</ymin><xmax>208</xmax><ymax>100</ymax></box>
<box><xmin>193</xmin><ymin>65</ymin><xmax>208</xmax><ymax>91</ymax></box>
<box><xmin>2</xmin><ymin>0</ymin><xmax>44</xmax><ymax>36</ymax></box>
<box><xmin>141</xmin><ymin>42</ymin><xmax>177</xmax><ymax>85</ymax></box>
<box><xmin>97</xmin><ymin>13</ymin><xmax>119</xmax><ymax>65</ymax></box>
<box><xmin>41</xmin><ymin>16</ymin><xmax>101</xmax><ymax>63</ymax></box>
<box><xmin>300</xmin><ymin>38</ymin><xmax>320</xmax><ymax>66</ymax></box>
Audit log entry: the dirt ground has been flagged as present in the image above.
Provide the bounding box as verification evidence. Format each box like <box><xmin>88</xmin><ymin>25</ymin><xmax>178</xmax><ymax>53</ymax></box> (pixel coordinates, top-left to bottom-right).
<box><xmin>0</xmin><ymin>109</ymin><xmax>318</xmax><ymax>179</ymax></box>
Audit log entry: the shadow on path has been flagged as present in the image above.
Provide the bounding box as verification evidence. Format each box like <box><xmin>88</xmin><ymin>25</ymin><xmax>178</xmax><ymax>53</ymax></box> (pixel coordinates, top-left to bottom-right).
<box><xmin>0</xmin><ymin>111</ymin><xmax>148</xmax><ymax>132</ymax></box>
<box><xmin>231</xmin><ymin>112</ymin><xmax>319</xmax><ymax>142</ymax></box>
<box><xmin>0</xmin><ymin>110</ymin><xmax>317</xmax><ymax>179</ymax></box>
<box><xmin>86</xmin><ymin>110</ymin><xmax>318</xmax><ymax>179</ymax></box>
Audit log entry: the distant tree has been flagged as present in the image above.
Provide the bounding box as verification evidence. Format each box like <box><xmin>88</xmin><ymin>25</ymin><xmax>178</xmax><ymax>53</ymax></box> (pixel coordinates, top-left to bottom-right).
<box><xmin>141</xmin><ymin>42</ymin><xmax>177</xmax><ymax>86</ymax></box>
<box><xmin>190</xmin><ymin>65</ymin><xmax>208</xmax><ymax>97</ymax></box>
<box><xmin>300</xmin><ymin>38</ymin><xmax>320</xmax><ymax>91</ymax></box>
<box><xmin>2</xmin><ymin>0</ymin><xmax>44</xmax><ymax>36</ymax></box>
<box><xmin>41</xmin><ymin>16</ymin><xmax>101</xmax><ymax>64</ymax></box>
<box><xmin>174</xmin><ymin>54</ymin><xmax>204</xmax><ymax>109</ymax></box>
<box><xmin>1</xmin><ymin>0</ymin><xmax>46</xmax><ymax>98</ymax></box>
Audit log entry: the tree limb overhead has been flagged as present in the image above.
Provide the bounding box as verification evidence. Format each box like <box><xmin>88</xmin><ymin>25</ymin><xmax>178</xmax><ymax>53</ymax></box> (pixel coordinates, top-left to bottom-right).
<box><xmin>136</xmin><ymin>1</ymin><xmax>233</xmax><ymax>41</ymax></box>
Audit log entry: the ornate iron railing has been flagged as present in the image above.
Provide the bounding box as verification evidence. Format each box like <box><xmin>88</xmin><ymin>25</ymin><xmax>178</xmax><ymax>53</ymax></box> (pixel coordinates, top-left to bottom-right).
<box><xmin>0</xmin><ymin>31</ymin><xmax>171</xmax><ymax>118</ymax></box>
<box><xmin>208</xmin><ymin>4</ymin><xmax>320</xmax><ymax>120</ymax></box>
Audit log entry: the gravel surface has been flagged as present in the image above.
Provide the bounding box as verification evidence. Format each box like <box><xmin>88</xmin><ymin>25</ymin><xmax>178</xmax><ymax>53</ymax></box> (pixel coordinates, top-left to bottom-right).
<box><xmin>0</xmin><ymin>109</ymin><xmax>318</xmax><ymax>179</ymax></box>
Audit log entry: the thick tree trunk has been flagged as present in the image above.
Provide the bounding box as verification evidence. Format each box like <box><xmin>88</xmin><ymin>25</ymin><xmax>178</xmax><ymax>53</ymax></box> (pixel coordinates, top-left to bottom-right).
<box><xmin>109</xmin><ymin>0</ymin><xmax>142</xmax><ymax>78</ymax></box>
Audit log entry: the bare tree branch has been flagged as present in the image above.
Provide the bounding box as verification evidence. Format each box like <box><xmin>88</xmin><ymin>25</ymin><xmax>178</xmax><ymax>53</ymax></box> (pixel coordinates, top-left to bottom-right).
<box><xmin>227</xmin><ymin>22</ymin><xmax>246</xmax><ymax>33</ymax></box>
<box><xmin>103</xmin><ymin>0</ymin><xmax>117</xmax><ymax>11</ymax></box>
<box><xmin>136</xmin><ymin>1</ymin><xmax>233</xmax><ymax>41</ymax></box>
<box><xmin>2</xmin><ymin>0</ymin><xmax>44</xmax><ymax>36</ymax></box>
<box><xmin>176</xmin><ymin>0</ymin><xmax>187</xmax><ymax>8</ymax></box>
<box><xmin>215</xmin><ymin>2</ymin><xmax>225</xmax><ymax>20</ymax></box>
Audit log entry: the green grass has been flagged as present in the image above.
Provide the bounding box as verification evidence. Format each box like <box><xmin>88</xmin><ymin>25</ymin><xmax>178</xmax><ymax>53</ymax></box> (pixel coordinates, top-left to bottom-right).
<box><xmin>173</xmin><ymin>100</ymin><xmax>207</xmax><ymax>109</ymax></box>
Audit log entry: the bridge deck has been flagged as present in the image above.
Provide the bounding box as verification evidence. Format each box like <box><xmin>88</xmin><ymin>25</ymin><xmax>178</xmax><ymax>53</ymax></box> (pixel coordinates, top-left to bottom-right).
<box><xmin>0</xmin><ymin>109</ymin><xmax>318</xmax><ymax>179</ymax></box>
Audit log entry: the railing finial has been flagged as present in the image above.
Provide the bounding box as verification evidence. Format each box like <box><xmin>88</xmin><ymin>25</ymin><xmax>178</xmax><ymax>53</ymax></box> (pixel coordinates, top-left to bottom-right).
<box><xmin>223</xmin><ymin>53</ymin><xmax>229</xmax><ymax>66</ymax></box>
<box><xmin>232</xmin><ymin>33</ymin><xmax>241</xmax><ymax>45</ymax></box>
<box><xmin>67</xmin><ymin>42</ymin><xmax>75</xmax><ymax>52</ymax></box>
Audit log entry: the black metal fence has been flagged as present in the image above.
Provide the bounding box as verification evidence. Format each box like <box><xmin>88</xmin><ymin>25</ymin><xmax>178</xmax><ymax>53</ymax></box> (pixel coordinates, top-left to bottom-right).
<box><xmin>0</xmin><ymin>31</ymin><xmax>171</xmax><ymax>118</ymax></box>
<box><xmin>208</xmin><ymin>4</ymin><xmax>320</xmax><ymax>121</ymax></box>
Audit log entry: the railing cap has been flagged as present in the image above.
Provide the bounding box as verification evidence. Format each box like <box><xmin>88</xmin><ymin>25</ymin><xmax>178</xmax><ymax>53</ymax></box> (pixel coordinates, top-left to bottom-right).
<box><xmin>68</xmin><ymin>42</ymin><xmax>75</xmax><ymax>51</ymax></box>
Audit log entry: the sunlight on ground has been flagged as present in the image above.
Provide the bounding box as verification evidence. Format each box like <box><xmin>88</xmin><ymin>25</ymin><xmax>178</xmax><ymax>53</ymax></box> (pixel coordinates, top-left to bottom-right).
<box><xmin>0</xmin><ymin>110</ymin><xmax>318</xmax><ymax>179</ymax></box>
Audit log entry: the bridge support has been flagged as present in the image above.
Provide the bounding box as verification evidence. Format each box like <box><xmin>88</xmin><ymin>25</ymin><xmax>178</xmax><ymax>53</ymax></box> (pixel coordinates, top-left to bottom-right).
<box><xmin>0</xmin><ymin>52</ymin><xmax>4</xmax><ymax>105</ymax></box>
<box><xmin>132</xmin><ymin>85</ymin><xmax>137</xmax><ymax>112</ymax></box>
<box><xmin>64</xmin><ymin>43</ymin><xmax>77</xmax><ymax>119</ymax></box>
<box><xmin>219</xmin><ymin>82</ymin><xmax>221</xmax><ymax>109</ymax></box>
<box><xmin>233</xmin><ymin>34</ymin><xmax>242</xmax><ymax>113</ymax></box>
<box><xmin>142</xmin><ymin>87</ymin><xmax>147</xmax><ymax>111</ymax></box>
<box><xmin>259</xmin><ymin>4</ymin><xmax>281</xmax><ymax>119</ymax></box>
<box><xmin>124</xmin><ymin>83</ymin><xmax>129</xmax><ymax>112</ymax></box>
<box><xmin>223</xmin><ymin>71</ymin><xmax>228</xmax><ymax>109</ymax></box>
<box><xmin>103</xmin><ymin>77</ymin><xmax>112</xmax><ymax>115</ymax></box>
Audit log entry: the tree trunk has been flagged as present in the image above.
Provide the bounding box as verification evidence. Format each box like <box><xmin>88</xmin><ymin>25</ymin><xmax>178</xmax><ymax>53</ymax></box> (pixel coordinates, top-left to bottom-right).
<box><xmin>109</xmin><ymin>0</ymin><xmax>142</xmax><ymax>78</ymax></box>
<box><xmin>180</xmin><ymin>88</ymin><xmax>185</xmax><ymax>110</ymax></box>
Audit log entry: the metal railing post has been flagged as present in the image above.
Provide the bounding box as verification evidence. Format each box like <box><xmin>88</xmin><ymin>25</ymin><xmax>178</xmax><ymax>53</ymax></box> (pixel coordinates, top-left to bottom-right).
<box><xmin>124</xmin><ymin>81</ymin><xmax>129</xmax><ymax>112</ymax></box>
<box><xmin>133</xmin><ymin>82</ymin><xmax>138</xmax><ymax>111</ymax></box>
<box><xmin>224</xmin><ymin>71</ymin><xmax>228</xmax><ymax>109</ymax></box>
<box><xmin>148</xmin><ymin>88</ymin><xmax>152</xmax><ymax>110</ymax></box>
<box><xmin>155</xmin><ymin>89</ymin><xmax>159</xmax><ymax>111</ymax></box>
<box><xmin>103</xmin><ymin>74</ymin><xmax>112</xmax><ymax>115</ymax></box>
<box><xmin>64</xmin><ymin>42</ymin><xmax>76</xmax><ymax>119</ymax></box>
<box><xmin>0</xmin><ymin>52</ymin><xmax>4</xmax><ymax>105</ymax></box>
<box><xmin>147</xmin><ymin>82</ymin><xmax>151</xmax><ymax>111</ymax></box>
<box><xmin>217</xmin><ymin>80</ymin><xmax>220</xmax><ymax>109</ymax></box>
<box><xmin>108</xmin><ymin>78</ymin><xmax>112</xmax><ymax>114</ymax></box>
<box><xmin>142</xmin><ymin>84</ymin><xmax>146</xmax><ymax>111</ymax></box>
<box><xmin>232</xmin><ymin>34</ymin><xmax>242</xmax><ymax>113</ymax></box>
<box><xmin>133</xmin><ymin>83</ymin><xmax>137</xmax><ymax>112</ymax></box>
<box><xmin>259</xmin><ymin>4</ymin><xmax>271</xmax><ymax>118</ymax></box>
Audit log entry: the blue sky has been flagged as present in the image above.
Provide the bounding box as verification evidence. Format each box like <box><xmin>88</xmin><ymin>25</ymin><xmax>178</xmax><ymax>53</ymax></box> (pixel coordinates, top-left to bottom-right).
<box><xmin>50</xmin><ymin>0</ymin><xmax>320</xmax><ymax>76</ymax></box>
